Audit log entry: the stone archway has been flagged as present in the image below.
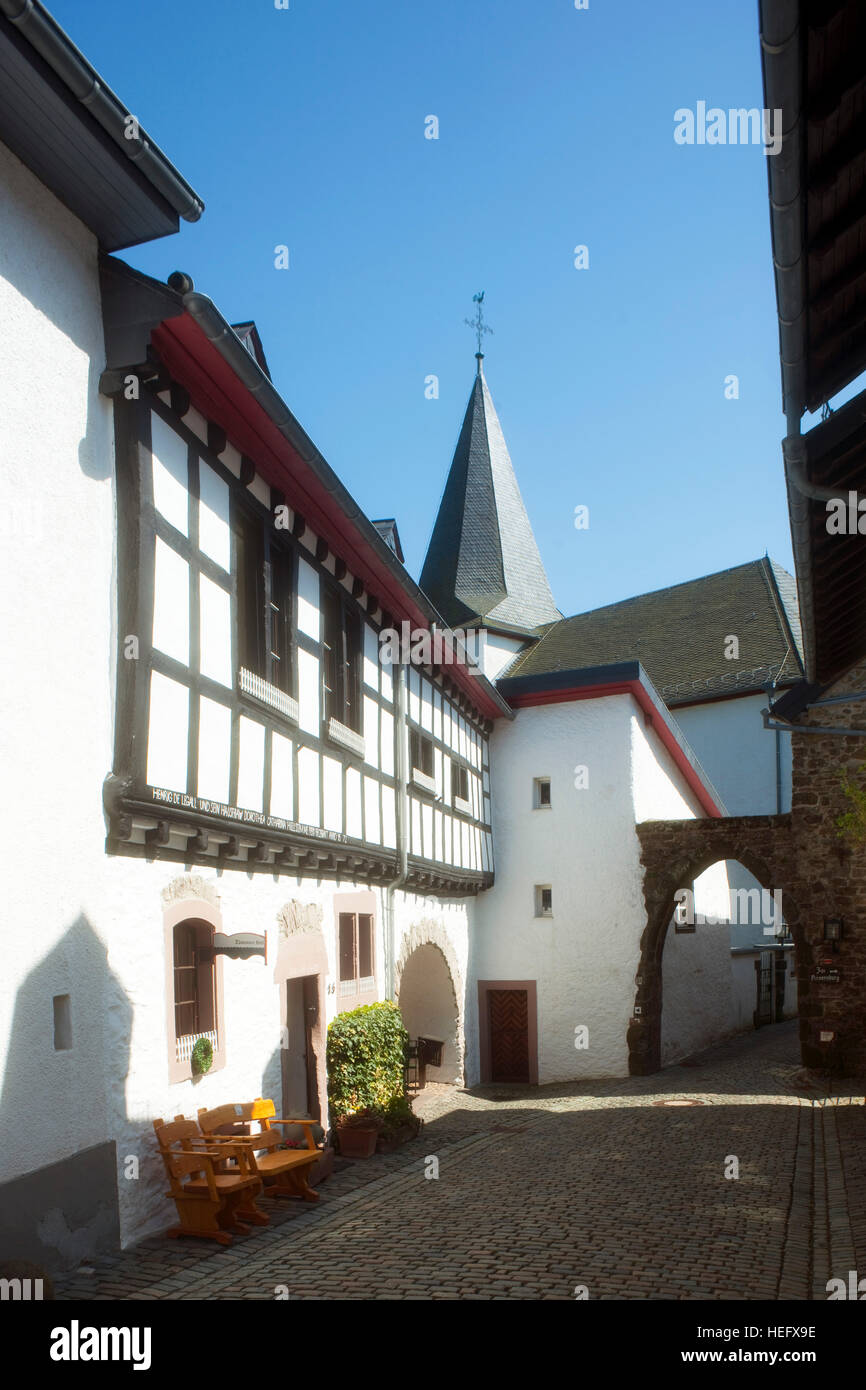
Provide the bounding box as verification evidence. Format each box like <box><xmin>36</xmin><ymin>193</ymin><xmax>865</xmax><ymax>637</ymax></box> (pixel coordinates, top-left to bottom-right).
<box><xmin>395</xmin><ymin>921</ymin><xmax>464</xmax><ymax>1085</ymax></box>
<box><xmin>630</xmin><ymin>816</ymin><xmax>803</xmax><ymax>1075</ymax></box>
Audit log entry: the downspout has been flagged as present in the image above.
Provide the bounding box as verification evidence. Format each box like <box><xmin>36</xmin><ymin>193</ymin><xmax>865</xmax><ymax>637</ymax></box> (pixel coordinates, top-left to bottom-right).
<box><xmin>383</xmin><ymin>661</ymin><xmax>409</xmax><ymax>999</ymax></box>
<box><xmin>783</xmin><ymin>418</ymin><xmax>835</xmax><ymax>688</ymax></box>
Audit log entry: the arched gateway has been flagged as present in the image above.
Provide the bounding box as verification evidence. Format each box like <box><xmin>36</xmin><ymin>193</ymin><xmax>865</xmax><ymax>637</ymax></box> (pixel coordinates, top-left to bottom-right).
<box><xmin>395</xmin><ymin>921</ymin><xmax>464</xmax><ymax>1085</ymax></box>
<box><xmin>631</xmin><ymin>814</ymin><xmax>803</xmax><ymax>1075</ymax></box>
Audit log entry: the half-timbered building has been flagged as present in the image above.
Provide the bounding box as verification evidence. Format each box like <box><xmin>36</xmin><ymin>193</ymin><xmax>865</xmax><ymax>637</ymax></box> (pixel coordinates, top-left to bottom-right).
<box><xmin>0</xmin><ymin>0</ymin><xmax>819</xmax><ymax>1277</ymax></box>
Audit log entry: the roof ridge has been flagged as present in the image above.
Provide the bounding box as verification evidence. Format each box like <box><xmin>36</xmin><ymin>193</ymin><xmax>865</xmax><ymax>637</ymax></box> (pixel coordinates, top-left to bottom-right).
<box><xmin>557</xmin><ymin>557</ymin><xmax>779</xmax><ymax>624</ymax></box>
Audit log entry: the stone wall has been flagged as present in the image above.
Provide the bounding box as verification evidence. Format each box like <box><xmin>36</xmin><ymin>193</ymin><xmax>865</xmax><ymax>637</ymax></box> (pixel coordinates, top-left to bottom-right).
<box><xmin>790</xmin><ymin>658</ymin><xmax>866</xmax><ymax>1072</ymax></box>
<box><xmin>633</xmin><ymin>658</ymin><xmax>866</xmax><ymax>1075</ymax></box>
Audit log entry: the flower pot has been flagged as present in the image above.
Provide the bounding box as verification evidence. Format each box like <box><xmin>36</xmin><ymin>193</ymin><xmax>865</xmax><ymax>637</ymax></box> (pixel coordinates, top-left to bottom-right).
<box><xmin>336</xmin><ymin>1126</ymin><xmax>379</xmax><ymax>1159</ymax></box>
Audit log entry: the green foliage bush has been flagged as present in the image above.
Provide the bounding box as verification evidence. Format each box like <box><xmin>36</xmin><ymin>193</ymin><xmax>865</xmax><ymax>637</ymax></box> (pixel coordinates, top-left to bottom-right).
<box><xmin>836</xmin><ymin>763</ymin><xmax>866</xmax><ymax>845</ymax></box>
<box><xmin>190</xmin><ymin>1036</ymin><xmax>213</xmax><ymax>1076</ymax></box>
<box><xmin>326</xmin><ymin>1000</ymin><xmax>408</xmax><ymax>1123</ymax></box>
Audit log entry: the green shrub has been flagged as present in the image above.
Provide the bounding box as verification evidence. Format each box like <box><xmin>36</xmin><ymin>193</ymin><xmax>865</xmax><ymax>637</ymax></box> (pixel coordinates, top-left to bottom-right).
<box><xmin>326</xmin><ymin>1000</ymin><xmax>408</xmax><ymax>1123</ymax></box>
<box><xmin>836</xmin><ymin>763</ymin><xmax>866</xmax><ymax>845</ymax></box>
<box><xmin>190</xmin><ymin>1037</ymin><xmax>213</xmax><ymax>1076</ymax></box>
<box><xmin>379</xmin><ymin>1094</ymin><xmax>421</xmax><ymax>1136</ymax></box>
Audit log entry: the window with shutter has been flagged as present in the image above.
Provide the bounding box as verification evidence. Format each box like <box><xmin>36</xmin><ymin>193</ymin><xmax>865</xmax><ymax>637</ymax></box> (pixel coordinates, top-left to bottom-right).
<box><xmin>358</xmin><ymin>914</ymin><xmax>374</xmax><ymax>980</ymax></box>
<box><xmin>338</xmin><ymin>913</ymin><xmax>356</xmax><ymax>983</ymax></box>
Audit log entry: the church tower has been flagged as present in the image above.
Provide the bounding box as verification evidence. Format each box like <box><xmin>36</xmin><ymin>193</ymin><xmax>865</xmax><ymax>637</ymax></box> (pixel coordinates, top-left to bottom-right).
<box><xmin>420</xmin><ymin>351</ymin><xmax>561</xmax><ymax>638</ymax></box>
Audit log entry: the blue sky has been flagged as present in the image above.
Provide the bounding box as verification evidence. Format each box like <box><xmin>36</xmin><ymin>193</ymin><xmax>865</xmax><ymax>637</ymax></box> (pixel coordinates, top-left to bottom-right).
<box><xmin>50</xmin><ymin>0</ymin><xmax>805</xmax><ymax>617</ymax></box>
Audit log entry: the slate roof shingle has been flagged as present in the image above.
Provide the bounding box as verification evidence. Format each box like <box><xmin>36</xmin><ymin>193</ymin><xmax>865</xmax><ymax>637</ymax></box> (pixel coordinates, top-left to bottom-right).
<box><xmin>504</xmin><ymin>558</ymin><xmax>804</xmax><ymax>705</ymax></box>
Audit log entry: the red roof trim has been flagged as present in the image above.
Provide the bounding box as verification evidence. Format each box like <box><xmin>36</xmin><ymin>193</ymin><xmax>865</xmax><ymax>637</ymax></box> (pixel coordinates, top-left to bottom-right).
<box><xmin>151</xmin><ymin>314</ymin><xmax>503</xmax><ymax>720</ymax></box>
<box><xmin>506</xmin><ymin>680</ymin><xmax>723</xmax><ymax>817</ymax></box>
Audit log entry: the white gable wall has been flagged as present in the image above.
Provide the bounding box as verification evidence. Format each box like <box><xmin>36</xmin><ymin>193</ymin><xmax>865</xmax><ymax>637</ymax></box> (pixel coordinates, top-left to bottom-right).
<box><xmin>0</xmin><ymin>141</ymin><xmax>118</xmax><ymax>1195</ymax></box>
<box><xmin>470</xmin><ymin>692</ymin><xmax>713</xmax><ymax>1084</ymax></box>
<box><xmin>674</xmin><ymin>693</ymin><xmax>791</xmax><ymax>816</ymax></box>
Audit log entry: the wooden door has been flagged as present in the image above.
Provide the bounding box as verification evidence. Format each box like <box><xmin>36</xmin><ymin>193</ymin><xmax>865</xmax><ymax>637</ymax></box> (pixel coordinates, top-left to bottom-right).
<box><xmin>489</xmin><ymin>989</ymin><xmax>529</xmax><ymax>1082</ymax></box>
<box><xmin>282</xmin><ymin>977</ymin><xmax>309</xmax><ymax>1117</ymax></box>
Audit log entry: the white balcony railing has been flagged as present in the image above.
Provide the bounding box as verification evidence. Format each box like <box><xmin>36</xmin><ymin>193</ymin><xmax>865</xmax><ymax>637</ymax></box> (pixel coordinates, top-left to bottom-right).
<box><xmin>176</xmin><ymin>1029</ymin><xmax>219</xmax><ymax>1064</ymax></box>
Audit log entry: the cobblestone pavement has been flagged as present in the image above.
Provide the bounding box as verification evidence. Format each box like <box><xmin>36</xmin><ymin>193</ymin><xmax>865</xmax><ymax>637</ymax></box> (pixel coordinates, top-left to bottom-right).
<box><xmin>56</xmin><ymin>1022</ymin><xmax>865</xmax><ymax>1301</ymax></box>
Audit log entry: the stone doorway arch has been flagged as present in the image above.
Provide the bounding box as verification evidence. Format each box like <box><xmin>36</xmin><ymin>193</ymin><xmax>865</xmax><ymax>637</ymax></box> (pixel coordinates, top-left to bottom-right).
<box><xmin>395</xmin><ymin>921</ymin><xmax>464</xmax><ymax>1085</ymax></box>
<box><xmin>631</xmin><ymin>817</ymin><xmax>802</xmax><ymax>1075</ymax></box>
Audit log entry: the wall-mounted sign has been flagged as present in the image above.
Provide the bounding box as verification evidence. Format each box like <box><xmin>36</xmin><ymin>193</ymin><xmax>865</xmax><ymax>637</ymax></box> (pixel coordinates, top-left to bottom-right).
<box><xmin>811</xmin><ymin>965</ymin><xmax>842</xmax><ymax>985</ymax></box>
<box><xmin>213</xmin><ymin>932</ymin><xmax>267</xmax><ymax>961</ymax></box>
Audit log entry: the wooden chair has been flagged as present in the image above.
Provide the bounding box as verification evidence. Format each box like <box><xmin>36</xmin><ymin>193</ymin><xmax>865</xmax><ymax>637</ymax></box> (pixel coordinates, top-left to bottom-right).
<box><xmin>196</xmin><ymin>1098</ymin><xmax>321</xmax><ymax>1203</ymax></box>
<box><xmin>152</xmin><ymin>1117</ymin><xmax>269</xmax><ymax>1245</ymax></box>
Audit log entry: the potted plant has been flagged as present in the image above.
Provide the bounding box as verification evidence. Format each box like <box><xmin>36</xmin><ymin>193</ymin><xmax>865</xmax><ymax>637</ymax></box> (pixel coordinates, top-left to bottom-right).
<box><xmin>334</xmin><ymin>1107</ymin><xmax>383</xmax><ymax>1159</ymax></box>
<box><xmin>375</xmin><ymin>1096</ymin><xmax>422</xmax><ymax>1153</ymax></box>
<box><xmin>326</xmin><ymin>1000</ymin><xmax>410</xmax><ymax>1158</ymax></box>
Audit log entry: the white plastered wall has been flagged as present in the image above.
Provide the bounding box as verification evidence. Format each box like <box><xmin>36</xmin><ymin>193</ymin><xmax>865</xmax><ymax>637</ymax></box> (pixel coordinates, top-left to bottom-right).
<box><xmin>469</xmin><ymin>693</ymin><xmax>709</xmax><ymax>1085</ymax></box>
<box><xmin>0</xmin><ymin>140</ymin><xmax>118</xmax><ymax>1208</ymax></box>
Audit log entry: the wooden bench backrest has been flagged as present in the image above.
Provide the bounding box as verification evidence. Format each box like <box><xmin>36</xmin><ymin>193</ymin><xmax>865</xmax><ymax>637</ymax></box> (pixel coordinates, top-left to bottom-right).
<box><xmin>153</xmin><ymin>1118</ymin><xmax>210</xmax><ymax>1182</ymax></box>
<box><xmin>197</xmin><ymin>1101</ymin><xmax>281</xmax><ymax>1151</ymax></box>
<box><xmin>197</xmin><ymin>1103</ymin><xmax>256</xmax><ymax>1133</ymax></box>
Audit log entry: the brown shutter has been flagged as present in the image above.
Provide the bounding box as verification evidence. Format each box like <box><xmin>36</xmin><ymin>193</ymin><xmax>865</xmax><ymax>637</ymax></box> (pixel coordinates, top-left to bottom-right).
<box><xmin>338</xmin><ymin>913</ymin><xmax>356</xmax><ymax>982</ymax></box>
<box><xmin>358</xmin><ymin>915</ymin><xmax>373</xmax><ymax>978</ymax></box>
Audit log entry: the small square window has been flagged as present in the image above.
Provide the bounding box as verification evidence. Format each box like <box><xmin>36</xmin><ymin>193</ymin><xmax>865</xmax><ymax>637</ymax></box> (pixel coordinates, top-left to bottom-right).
<box><xmin>53</xmin><ymin>994</ymin><xmax>72</xmax><ymax>1051</ymax></box>
<box><xmin>535</xmin><ymin>885</ymin><xmax>553</xmax><ymax>917</ymax></box>
<box><xmin>533</xmin><ymin>778</ymin><xmax>551</xmax><ymax>809</ymax></box>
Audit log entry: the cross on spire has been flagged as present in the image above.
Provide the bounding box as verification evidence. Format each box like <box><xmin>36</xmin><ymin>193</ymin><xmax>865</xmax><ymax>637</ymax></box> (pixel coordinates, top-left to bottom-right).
<box><xmin>464</xmin><ymin>291</ymin><xmax>493</xmax><ymax>363</ymax></box>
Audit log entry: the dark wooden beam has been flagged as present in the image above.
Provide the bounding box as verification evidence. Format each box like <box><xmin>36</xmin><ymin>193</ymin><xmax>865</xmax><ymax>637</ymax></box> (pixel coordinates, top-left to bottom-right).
<box><xmin>207</xmin><ymin>422</ymin><xmax>227</xmax><ymax>456</ymax></box>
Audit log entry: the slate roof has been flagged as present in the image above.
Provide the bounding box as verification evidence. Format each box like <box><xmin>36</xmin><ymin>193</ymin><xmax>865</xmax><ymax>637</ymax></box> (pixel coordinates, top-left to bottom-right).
<box><xmin>419</xmin><ymin>361</ymin><xmax>561</xmax><ymax>633</ymax></box>
<box><xmin>504</xmin><ymin>558</ymin><xmax>804</xmax><ymax>706</ymax></box>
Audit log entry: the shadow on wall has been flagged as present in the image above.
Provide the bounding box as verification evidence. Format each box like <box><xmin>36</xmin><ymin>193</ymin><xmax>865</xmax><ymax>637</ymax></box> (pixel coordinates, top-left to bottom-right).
<box><xmin>0</xmin><ymin>914</ymin><xmax>131</xmax><ymax>1273</ymax></box>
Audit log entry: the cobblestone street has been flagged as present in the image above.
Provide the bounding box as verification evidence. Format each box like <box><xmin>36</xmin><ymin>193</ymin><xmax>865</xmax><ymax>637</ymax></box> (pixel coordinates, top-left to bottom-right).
<box><xmin>57</xmin><ymin>1022</ymin><xmax>864</xmax><ymax>1302</ymax></box>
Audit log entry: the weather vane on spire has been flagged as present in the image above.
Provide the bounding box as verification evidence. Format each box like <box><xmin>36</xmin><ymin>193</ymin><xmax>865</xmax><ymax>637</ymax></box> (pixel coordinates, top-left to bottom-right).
<box><xmin>465</xmin><ymin>291</ymin><xmax>493</xmax><ymax>357</ymax></box>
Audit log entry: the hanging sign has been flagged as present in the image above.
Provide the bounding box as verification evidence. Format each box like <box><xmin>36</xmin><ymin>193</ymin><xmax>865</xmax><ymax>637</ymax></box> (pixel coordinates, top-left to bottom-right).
<box><xmin>212</xmin><ymin>932</ymin><xmax>267</xmax><ymax>961</ymax></box>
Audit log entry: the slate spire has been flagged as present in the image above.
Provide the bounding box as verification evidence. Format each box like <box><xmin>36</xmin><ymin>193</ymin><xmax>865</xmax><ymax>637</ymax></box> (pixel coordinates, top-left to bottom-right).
<box><xmin>419</xmin><ymin>358</ymin><xmax>560</xmax><ymax>632</ymax></box>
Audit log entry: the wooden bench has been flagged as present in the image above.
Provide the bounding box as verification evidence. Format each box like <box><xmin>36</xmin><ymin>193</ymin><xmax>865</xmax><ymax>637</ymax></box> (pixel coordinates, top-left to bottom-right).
<box><xmin>153</xmin><ymin>1117</ymin><xmax>269</xmax><ymax>1246</ymax></box>
<box><xmin>195</xmin><ymin>1098</ymin><xmax>322</xmax><ymax>1203</ymax></box>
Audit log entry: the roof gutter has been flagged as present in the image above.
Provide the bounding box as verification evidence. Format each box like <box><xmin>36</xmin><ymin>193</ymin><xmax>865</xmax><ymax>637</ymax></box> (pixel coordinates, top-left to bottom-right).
<box><xmin>0</xmin><ymin>0</ymin><xmax>203</xmax><ymax>222</ymax></box>
<box><xmin>760</xmin><ymin>1</ymin><xmax>821</xmax><ymax>681</ymax></box>
<box><xmin>760</xmin><ymin>0</ymin><xmax>806</xmax><ymax>423</ymax></box>
<box><xmin>180</xmin><ymin>289</ymin><xmax>513</xmax><ymax>720</ymax></box>
<box><xmin>762</xmin><ymin>707</ymin><xmax>866</xmax><ymax>738</ymax></box>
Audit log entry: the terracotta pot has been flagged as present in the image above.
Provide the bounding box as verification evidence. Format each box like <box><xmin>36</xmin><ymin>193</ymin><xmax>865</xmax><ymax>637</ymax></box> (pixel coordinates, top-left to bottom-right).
<box><xmin>336</xmin><ymin>1125</ymin><xmax>379</xmax><ymax>1159</ymax></box>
